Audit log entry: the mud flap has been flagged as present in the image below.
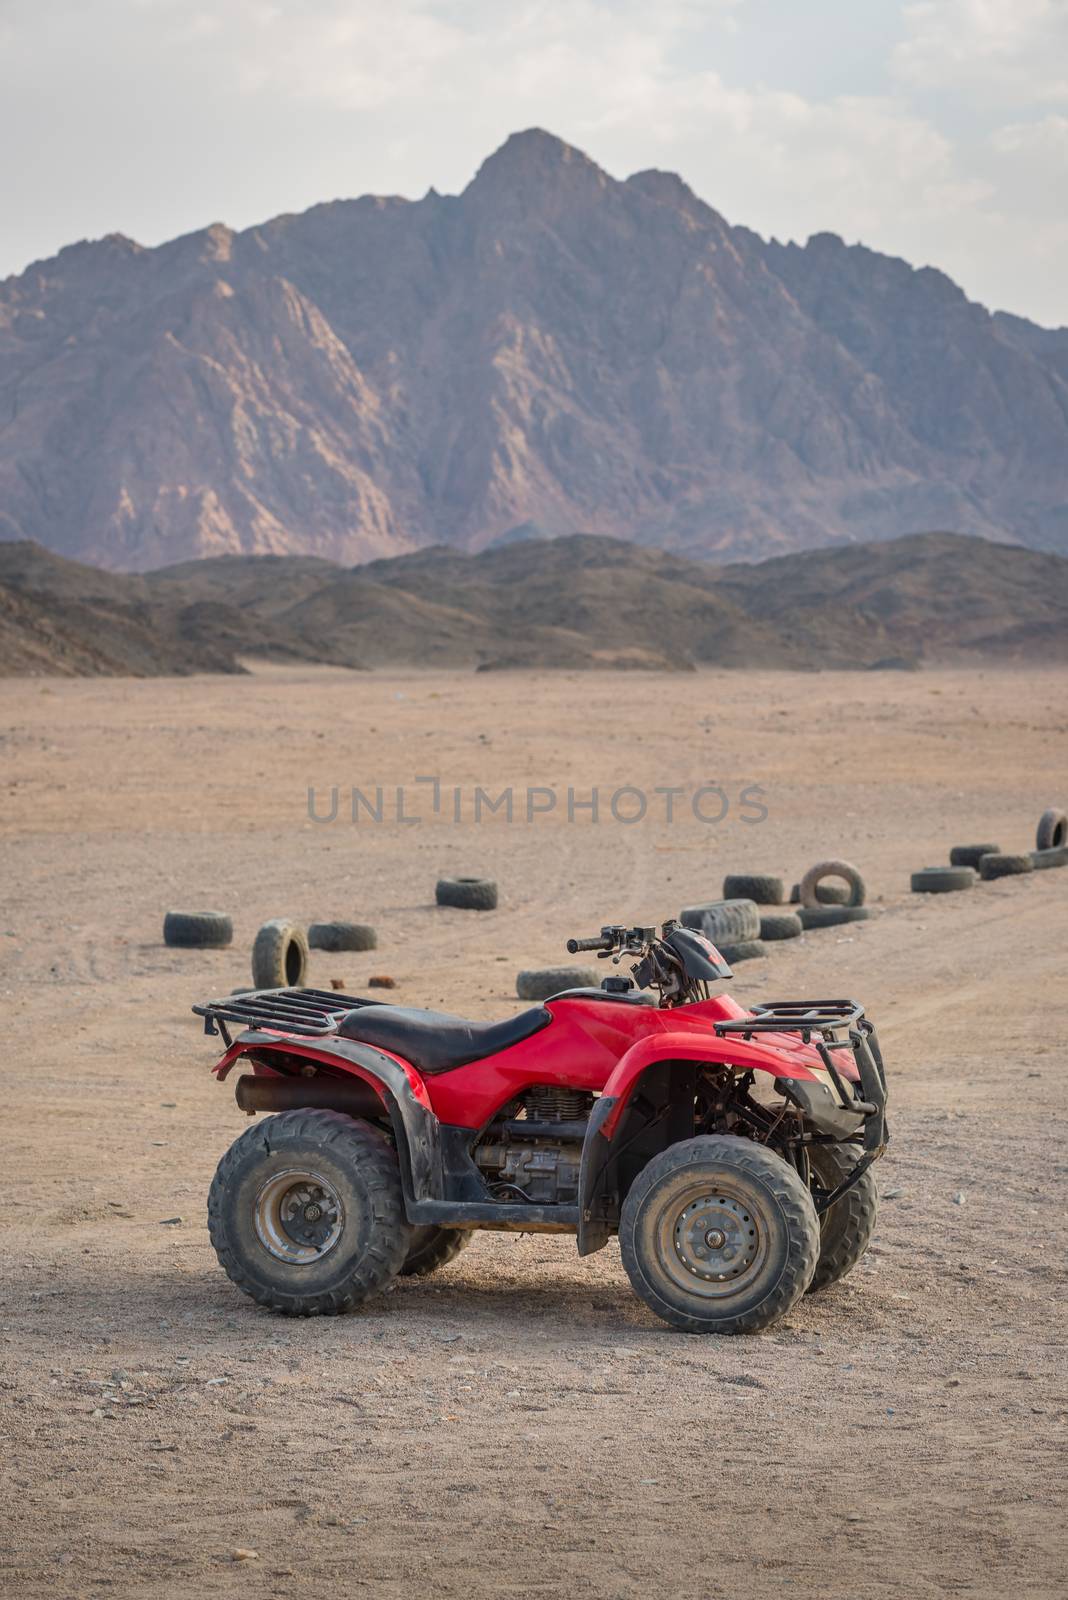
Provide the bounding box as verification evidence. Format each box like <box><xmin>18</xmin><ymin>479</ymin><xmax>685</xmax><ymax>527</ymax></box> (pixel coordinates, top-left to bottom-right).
<box><xmin>577</xmin><ymin>1095</ymin><xmax>618</xmax><ymax>1257</ymax></box>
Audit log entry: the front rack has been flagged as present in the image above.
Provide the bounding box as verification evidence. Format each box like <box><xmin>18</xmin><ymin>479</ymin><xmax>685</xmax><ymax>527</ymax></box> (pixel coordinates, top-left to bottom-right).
<box><xmin>193</xmin><ymin>986</ymin><xmax>378</xmax><ymax>1042</ymax></box>
<box><xmin>714</xmin><ymin>999</ymin><xmax>863</xmax><ymax>1045</ymax></box>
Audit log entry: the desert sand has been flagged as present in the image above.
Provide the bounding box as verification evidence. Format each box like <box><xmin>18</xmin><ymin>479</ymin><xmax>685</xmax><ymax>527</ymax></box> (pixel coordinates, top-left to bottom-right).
<box><xmin>1</xmin><ymin>663</ymin><xmax>1066</xmax><ymax>1599</ymax></box>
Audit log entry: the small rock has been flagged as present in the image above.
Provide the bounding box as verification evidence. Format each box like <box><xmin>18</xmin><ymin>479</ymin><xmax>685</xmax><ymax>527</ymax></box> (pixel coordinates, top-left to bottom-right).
<box><xmin>882</xmin><ymin>1188</ymin><xmax>902</xmax><ymax>1200</ymax></box>
<box><xmin>232</xmin><ymin>1548</ymin><xmax>259</xmax><ymax>1562</ymax></box>
<box><xmin>368</xmin><ymin>975</ymin><xmax>396</xmax><ymax>989</ymax></box>
<box><xmin>159</xmin><ymin>1217</ymin><xmax>182</xmax><ymax>1226</ymax></box>
<box><xmin>952</xmin><ymin>1192</ymin><xmax>966</xmax><ymax>1206</ymax></box>
<box><xmin>946</xmin><ymin>1378</ymin><xmax>961</xmax><ymax>1387</ymax></box>
<box><xmin>329</xmin><ymin>977</ymin><xmax>347</xmax><ymax>991</ymax></box>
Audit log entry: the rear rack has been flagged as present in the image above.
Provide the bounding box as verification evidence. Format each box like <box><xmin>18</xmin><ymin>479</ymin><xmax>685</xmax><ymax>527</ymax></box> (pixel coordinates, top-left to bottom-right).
<box><xmin>193</xmin><ymin>986</ymin><xmax>379</xmax><ymax>1043</ymax></box>
<box><xmin>714</xmin><ymin>999</ymin><xmax>863</xmax><ymax>1045</ymax></box>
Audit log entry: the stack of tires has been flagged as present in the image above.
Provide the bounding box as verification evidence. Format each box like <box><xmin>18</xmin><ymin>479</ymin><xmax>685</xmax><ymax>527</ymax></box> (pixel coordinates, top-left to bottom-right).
<box><xmin>680</xmin><ymin>894</ymin><xmax>770</xmax><ymax>964</ymax></box>
<box><xmin>789</xmin><ymin>861</ymin><xmax>869</xmax><ymax>930</ymax></box>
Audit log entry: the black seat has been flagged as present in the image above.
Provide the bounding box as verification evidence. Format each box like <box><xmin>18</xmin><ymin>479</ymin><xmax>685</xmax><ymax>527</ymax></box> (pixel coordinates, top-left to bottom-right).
<box><xmin>337</xmin><ymin>1004</ymin><xmax>551</xmax><ymax>1075</ymax></box>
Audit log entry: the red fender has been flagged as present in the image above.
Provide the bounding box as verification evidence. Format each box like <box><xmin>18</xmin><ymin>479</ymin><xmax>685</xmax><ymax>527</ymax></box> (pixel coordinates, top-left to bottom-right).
<box><xmin>596</xmin><ymin>1028</ymin><xmax>854</xmax><ymax>1140</ymax></box>
<box><xmin>212</xmin><ymin>1035</ymin><xmax>432</xmax><ymax>1109</ymax></box>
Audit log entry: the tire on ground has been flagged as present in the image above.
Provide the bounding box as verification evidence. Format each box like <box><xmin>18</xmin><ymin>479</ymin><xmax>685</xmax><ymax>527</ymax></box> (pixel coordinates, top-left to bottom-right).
<box><xmin>308</xmin><ymin>922</ymin><xmax>378</xmax><ymax>952</ymax></box>
<box><xmin>251</xmin><ymin>918</ymin><xmax>310</xmax><ymax>988</ymax></box>
<box><xmin>806</xmin><ymin>1143</ymin><xmax>878</xmax><ymax>1293</ymax></box>
<box><xmin>619</xmin><ymin>1134</ymin><xmax>820</xmax><ymax>1334</ymax></box>
<box><xmin>436</xmin><ymin>877</ymin><xmax>498</xmax><ymax>911</ymax></box>
<box><xmin>949</xmin><ymin>843</ymin><xmax>1000</xmax><ymax>869</ymax></box>
<box><xmin>163</xmin><ymin>910</ymin><xmax>233</xmax><ymax>948</ymax></box>
<box><xmin>399</xmin><ymin>1225</ymin><xmax>473</xmax><ymax>1277</ymax></box>
<box><xmin>1031</xmin><ymin>845</ymin><xmax>1068</xmax><ymax>870</ymax></box>
<box><xmin>978</xmin><ymin>852</ymin><xmax>1034</xmax><ymax>881</ymax></box>
<box><xmin>680</xmin><ymin>898</ymin><xmax>760</xmax><ymax>943</ymax></box>
<box><xmin>718</xmin><ymin>939</ymin><xmax>766</xmax><ymax>963</ymax></box>
<box><xmin>1036</xmin><ymin>808</ymin><xmax>1067</xmax><ymax>851</ymax></box>
<box><xmin>798</xmin><ymin>859</ymin><xmax>866</xmax><ymax>909</ymax></box>
<box><xmin>910</xmin><ymin>866</ymin><xmax>976</xmax><ymax>894</ymax></box>
<box><xmin>722</xmin><ymin>874</ymin><xmax>785</xmax><ymax>905</ymax></box>
<box><xmin>798</xmin><ymin>905</ymin><xmax>873</xmax><ymax>930</ymax></box>
<box><xmin>516</xmin><ymin>966</ymin><xmax>600</xmax><ymax>1000</ymax></box>
<box><xmin>790</xmin><ymin>882</ymin><xmax>849</xmax><ymax>906</ymax></box>
<box><xmin>759</xmin><ymin>912</ymin><xmax>802</xmax><ymax>941</ymax></box>
<box><xmin>207</xmin><ymin>1109</ymin><xmax>412</xmax><ymax>1315</ymax></box>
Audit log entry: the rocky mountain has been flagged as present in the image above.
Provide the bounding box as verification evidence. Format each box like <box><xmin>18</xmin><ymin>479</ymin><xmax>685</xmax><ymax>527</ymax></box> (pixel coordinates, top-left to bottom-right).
<box><xmin>2</xmin><ymin>131</ymin><xmax>1067</xmax><ymax>571</ymax></box>
<box><xmin>2</xmin><ymin>532</ymin><xmax>1065</xmax><ymax>677</ymax></box>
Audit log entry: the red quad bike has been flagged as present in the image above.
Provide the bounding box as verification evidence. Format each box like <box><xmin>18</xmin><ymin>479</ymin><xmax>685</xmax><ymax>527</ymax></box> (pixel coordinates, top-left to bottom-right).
<box><xmin>196</xmin><ymin>923</ymin><xmax>888</xmax><ymax>1335</ymax></box>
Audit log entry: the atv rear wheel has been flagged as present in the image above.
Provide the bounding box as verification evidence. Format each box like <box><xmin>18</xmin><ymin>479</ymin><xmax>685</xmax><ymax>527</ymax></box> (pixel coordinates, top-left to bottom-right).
<box><xmin>806</xmin><ymin>1143</ymin><xmax>878</xmax><ymax>1293</ymax></box>
<box><xmin>400</xmin><ymin>1225</ymin><xmax>473</xmax><ymax>1277</ymax></box>
<box><xmin>207</xmin><ymin>1109</ymin><xmax>412</xmax><ymax>1315</ymax></box>
<box><xmin>619</xmin><ymin>1135</ymin><xmax>819</xmax><ymax>1334</ymax></box>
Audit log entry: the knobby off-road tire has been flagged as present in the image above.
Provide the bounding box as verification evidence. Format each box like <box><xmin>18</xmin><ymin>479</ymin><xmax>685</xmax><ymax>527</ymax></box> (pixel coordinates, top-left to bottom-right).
<box><xmin>1036</xmin><ymin>808</ymin><xmax>1067</xmax><ymax>851</ymax></box>
<box><xmin>619</xmin><ymin>1135</ymin><xmax>820</xmax><ymax>1335</ymax></box>
<box><xmin>207</xmin><ymin>1110</ymin><xmax>412</xmax><ymax>1315</ymax></box>
<box><xmin>722</xmin><ymin>874</ymin><xmax>785</xmax><ymax>906</ymax></box>
<box><xmin>806</xmin><ymin>1143</ymin><xmax>878</xmax><ymax>1293</ymax></box>
<box><xmin>799</xmin><ymin>859</ymin><xmax>866</xmax><ymax>909</ymax></box>
<box><xmin>979</xmin><ymin>852</ymin><xmax>1033</xmax><ymax>881</ymax></box>
<box><xmin>680</xmin><ymin>899</ymin><xmax>760</xmax><ymax>944</ymax></box>
<box><xmin>400</xmin><ymin>1225</ymin><xmax>474</xmax><ymax>1278</ymax></box>
<box><xmin>910</xmin><ymin>866</ymin><xmax>976</xmax><ymax>894</ymax></box>
<box><xmin>949</xmin><ymin>843</ymin><xmax>1000</xmax><ymax>869</ymax></box>
<box><xmin>308</xmin><ymin>921</ymin><xmax>377</xmax><ymax>953</ymax></box>
<box><xmin>759</xmin><ymin>912</ymin><xmax>802</xmax><ymax>941</ymax></box>
<box><xmin>163</xmin><ymin>910</ymin><xmax>233</xmax><ymax>948</ymax></box>
<box><xmin>436</xmin><ymin>877</ymin><xmax>498</xmax><ymax>911</ymax></box>
<box><xmin>251</xmin><ymin>918</ymin><xmax>309</xmax><ymax>988</ymax></box>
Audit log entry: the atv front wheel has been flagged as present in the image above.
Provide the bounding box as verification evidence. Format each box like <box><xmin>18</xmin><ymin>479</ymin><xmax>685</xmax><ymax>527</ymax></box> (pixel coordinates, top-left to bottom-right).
<box><xmin>806</xmin><ymin>1142</ymin><xmax>878</xmax><ymax>1293</ymax></box>
<box><xmin>207</xmin><ymin>1110</ymin><xmax>412</xmax><ymax>1315</ymax></box>
<box><xmin>619</xmin><ymin>1135</ymin><xmax>819</xmax><ymax>1334</ymax></box>
<box><xmin>400</xmin><ymin>1225</ymin><xmax>473</xmax><ymax>1278</ymax></box>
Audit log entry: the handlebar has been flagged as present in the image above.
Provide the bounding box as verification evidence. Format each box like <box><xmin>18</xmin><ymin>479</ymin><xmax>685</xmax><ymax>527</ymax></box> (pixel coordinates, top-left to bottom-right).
<box><xmin>566</xmin><ymin>934</ymin><xmax>616</xmax><ymax>953</ymax></box>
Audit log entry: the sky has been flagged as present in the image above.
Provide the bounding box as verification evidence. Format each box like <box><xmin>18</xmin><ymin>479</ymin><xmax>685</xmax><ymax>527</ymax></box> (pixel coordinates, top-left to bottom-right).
<box><xmin>1</xmin><ymin>0</ymin><xmax>1066</xmax><ymax>326</ymax></box>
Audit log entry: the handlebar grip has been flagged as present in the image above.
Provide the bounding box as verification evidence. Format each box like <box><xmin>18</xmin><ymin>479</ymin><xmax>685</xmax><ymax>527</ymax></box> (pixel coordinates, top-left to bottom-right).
<box><xmin>567</xmin><ymin>935</ymin><xmax>614</xmax><ymax>953</ymax></box>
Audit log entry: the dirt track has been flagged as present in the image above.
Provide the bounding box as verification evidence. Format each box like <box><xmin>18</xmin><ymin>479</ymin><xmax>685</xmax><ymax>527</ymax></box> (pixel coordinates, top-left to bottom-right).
<box><xmin>2</xmin><ymin>664</ymin><xmax>1067</xmax><ymax>1599</ymax></box>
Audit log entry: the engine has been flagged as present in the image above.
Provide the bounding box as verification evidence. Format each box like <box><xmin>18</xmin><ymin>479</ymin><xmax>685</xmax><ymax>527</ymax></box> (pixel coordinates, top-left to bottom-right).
<box><xmin>473</xmin><ymin>1086</ymin><xmax>593</xmax><ymax>1205</ymax></box>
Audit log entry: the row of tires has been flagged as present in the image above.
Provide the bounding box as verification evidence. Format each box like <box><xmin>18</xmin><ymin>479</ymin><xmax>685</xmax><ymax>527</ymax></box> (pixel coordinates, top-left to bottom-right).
<box><xmin>164</xmin><ymin>875</ymin><xmax>498</xmax><ymax>953</ymax></box>
<box><xmin>163</xmin><ymin>877</ymin><xmax>501</xmax><ymax>988</ymax></box>
<box><xmin>912</xmin><ymin>807</ymin><xmax>1068</xmax><ymax>894</ymax></box>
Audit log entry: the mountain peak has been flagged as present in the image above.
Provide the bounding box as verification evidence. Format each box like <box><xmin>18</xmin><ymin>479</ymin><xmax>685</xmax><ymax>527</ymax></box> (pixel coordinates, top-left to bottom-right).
<box><xmin>463</xmin><ymin>128</ymin><xmax>609</xmax><ymax>204</ymax></box>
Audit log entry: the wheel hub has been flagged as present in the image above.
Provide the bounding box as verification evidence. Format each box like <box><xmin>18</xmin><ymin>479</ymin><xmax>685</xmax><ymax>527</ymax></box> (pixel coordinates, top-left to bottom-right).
<box><xmin>673</xmin><ymin>1194</ymin><xmax>759</xmax><ymax>1284</ymax></box>
<box><xmin>253</xmin><ymin>1169</ymin><xmax>345</xmax><ymax>1265</ymax></box>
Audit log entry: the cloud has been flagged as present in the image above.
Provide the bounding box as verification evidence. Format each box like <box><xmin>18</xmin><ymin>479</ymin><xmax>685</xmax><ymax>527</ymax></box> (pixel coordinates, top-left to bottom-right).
<box><xmin>0</xmin><ymin>1</ymin><xmax>1064</xmax><ymax>324</ymax></box>
<box><xmin>895</xmin><ymin>0</ymin><xmax>1068</xmax><ymax>102</ymax></box>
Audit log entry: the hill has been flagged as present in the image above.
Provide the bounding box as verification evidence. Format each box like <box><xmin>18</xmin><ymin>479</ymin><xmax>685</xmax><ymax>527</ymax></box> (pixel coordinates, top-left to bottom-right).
<box><xmin>1</xmin><ymin>532</ymin><xmax>1065</xmax><ymax>677</ymax></box>
<box><xmin>1</xmin><ymin>130</ymin><xmax>1067</xmax><ymax>572</ymax></box>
